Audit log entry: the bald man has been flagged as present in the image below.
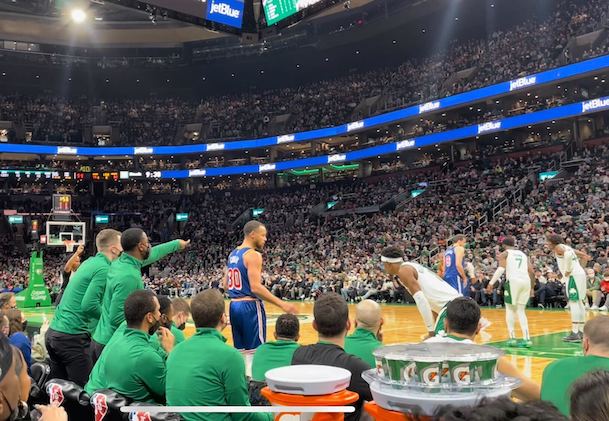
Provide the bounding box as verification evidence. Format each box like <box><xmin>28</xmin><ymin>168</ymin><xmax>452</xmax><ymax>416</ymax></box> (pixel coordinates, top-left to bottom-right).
<box><xmin>344</xmin><ymin>299</ymin><xmax>383</xmax><ymax>366</ymax></box>
<box><xmin>542</xmin><ymin>315</ymin><xmax>609</xmax><ymax>416</ymax></box>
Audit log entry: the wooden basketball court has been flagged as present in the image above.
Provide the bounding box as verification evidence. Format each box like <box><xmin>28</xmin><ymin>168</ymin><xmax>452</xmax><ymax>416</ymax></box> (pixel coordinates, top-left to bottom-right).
<box><xmin>24</xmin><ymin>301</ymin><xmax>598</xmax><ymax>384</ymax></box>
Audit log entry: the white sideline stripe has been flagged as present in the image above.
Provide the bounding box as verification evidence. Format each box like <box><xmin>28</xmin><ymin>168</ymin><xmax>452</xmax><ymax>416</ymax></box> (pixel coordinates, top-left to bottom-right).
<box><xmin>121</xmin><ymin>406</ymin><xmax>355</xmax><ymax>413</ymax></box>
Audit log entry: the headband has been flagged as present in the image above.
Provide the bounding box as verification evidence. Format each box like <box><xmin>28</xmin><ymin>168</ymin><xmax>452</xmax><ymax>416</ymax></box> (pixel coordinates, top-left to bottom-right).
<box><xmin>381</xmin><ymin>256</ymin><xmax>404</xmax><ymax>264</ymax></box>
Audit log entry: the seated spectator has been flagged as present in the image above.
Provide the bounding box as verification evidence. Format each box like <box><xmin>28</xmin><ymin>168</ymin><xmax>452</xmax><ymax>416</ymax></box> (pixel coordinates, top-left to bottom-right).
<box><xmin>103</xmin><ymin>290</ymin><xmax>174</xmax><ymax>403</ymax></box>
<box><xmin>425</xmin><ymin>297</ymin><xmax>540</xmax><ymax>401</ymax></box>
<box><xmin>166</xmin><ymin>289</ymin><xmax>271</xmax><ymax>421</ymax></box>
<box><xmin>437</xmin><ymin>396</ymin><xmax>567</xmax><ymax>421</ymax></box>
<box><xmin>291</xmin><ymin>293</ymin><xmax>372</xmax><ymax>421</ymax></box>
<box><xmin>535</xmin><ymin>275</ymin><xmax>564</xmax><ymax>309</ymax></box>
<box><xmin>251</xmin><ymin>314</ymin><xmax>300</xmax><ymax>382</ymax></box>
<box><xmin>344</xmin><ymin>299</ymin><xmax>383</xmax><ymax>367</ymax></box>
<box><xmin>0</xmin><ymin>333</ymin><xmax>33</xmax><ymax>421</ymax></box>
<box><xmin>600</xmin><ymin>270</ymin><xmax>609</xmax><ymax>311</ymax></box>
<box><xmin>586</xmin><ymin>268</ymin><xmax>602</xmax><ymax>310</ymax></box>
<box><xmin>541</xmin><ymin>315</ymin><xmax>609</xmax><ymax>416</ymax></box>
<box><xmin>7</xmin><ymin>309</ymin><xmax>31</xmax><ymax>370</ymax></box>
<box><xmin>570</xmin><ymin>370</ymin><xmax>609</xmax><ymax>421</ymax></box>
<box><xmin>170</xmin><ymin>297</ymin><xmax>191</xmax><ymax>343</ymax></box>
<box><xmin>0</xmin><ymin>293</ymin><xmax>15</xmax><ymax>312</ymax></box>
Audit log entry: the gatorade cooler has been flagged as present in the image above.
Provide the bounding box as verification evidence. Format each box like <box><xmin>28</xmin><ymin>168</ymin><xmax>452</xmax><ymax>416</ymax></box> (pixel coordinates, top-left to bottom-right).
<box><xmin>262</xmin><ymin>365</ymin><xmax>359</xmax><ymax>421</ymax></box>
<box><xmin>364</xmin><ymin>402</ymin><xmax>421</xmax><ymax>421</ymax></box>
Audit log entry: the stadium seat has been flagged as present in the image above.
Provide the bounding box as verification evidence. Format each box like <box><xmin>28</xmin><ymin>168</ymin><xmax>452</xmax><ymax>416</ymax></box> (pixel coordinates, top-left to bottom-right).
<box><xmin>45</xmin><ymin>378</ymin><xmax>93</xmax><ymax>421</ymax></box>
<box><xmin>89</xmin><ymin>389</ymin><xmax>128</xmax><ymax>421</ymax></box>
<box><xmin>28</xmin><ymin>362</ymin><xmax>51</xmax><ymax>404</ymax></box>
<box><xmin>128</xmin><ymin>402</ymin><xmax>183</xmax><ymax>421</ymax></box>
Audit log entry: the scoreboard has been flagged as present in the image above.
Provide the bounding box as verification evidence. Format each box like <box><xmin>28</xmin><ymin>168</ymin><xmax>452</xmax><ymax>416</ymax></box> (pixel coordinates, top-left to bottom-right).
<box><xmin>263</xmin><ymin>0</ymin><xmax>325</xmax><ymax>25</ymax></box>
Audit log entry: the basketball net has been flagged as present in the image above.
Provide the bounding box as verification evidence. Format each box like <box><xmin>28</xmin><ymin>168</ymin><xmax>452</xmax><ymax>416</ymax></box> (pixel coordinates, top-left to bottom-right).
<box><xmin>63</xmin><ymin>240</ymin><xmax>76</xmax><ymax>253</ymax></box>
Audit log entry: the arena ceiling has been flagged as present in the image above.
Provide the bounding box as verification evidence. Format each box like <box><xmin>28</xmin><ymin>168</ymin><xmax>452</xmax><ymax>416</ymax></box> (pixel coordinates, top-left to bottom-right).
<box><xmin>0</xmin><ymin>0</ymin><xmax>380</xmax><ymax>47</ymax></box>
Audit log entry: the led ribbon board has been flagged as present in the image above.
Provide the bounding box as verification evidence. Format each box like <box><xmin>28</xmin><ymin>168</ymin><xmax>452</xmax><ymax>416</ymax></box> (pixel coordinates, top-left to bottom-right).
<box><xmin>1</xmin><ymin>54</ymin><xmax>609</xmax><ymax>157</ymax></box>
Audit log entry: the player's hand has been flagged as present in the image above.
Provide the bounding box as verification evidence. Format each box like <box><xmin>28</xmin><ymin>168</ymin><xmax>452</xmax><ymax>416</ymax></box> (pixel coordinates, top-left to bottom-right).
<box><xmin>158</xmin><ymin>327</ymin><xmax>175</xmax><ymax>353</ymax></box>
<box><xmin>281</xmin><ymin>302</ymin><xmax>299</xmax><ymax>315</ymax></box>
<box><xmin>178</xmin><ymin>239</ymin><xmax>191</xmax><ymax>250</ymax></box>
<box><xmin>35</xmin><ymin>404</ymin><xmax>68</xmax><ymax>421</ymax></box>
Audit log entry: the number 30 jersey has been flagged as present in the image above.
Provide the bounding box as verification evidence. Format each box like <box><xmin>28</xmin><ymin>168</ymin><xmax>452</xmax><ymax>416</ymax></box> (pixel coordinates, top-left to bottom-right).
<box><xmin>226</xmin><ymin>247</ymin><xmax>256</xmax><ymax>299</ymax></box>
<box><xmin>505</xmin><ymin>249</ymin><xmax>530</xmax><ymax>284</ymax></box>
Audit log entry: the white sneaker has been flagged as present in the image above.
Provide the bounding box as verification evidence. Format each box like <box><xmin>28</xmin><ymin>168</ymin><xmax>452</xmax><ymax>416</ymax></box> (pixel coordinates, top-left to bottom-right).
<box><xmin>600</xmin><ymin>306</ymin><xmax>609</xmax><ymax>312</ymax></box>
<box><xmin>590</xmin><ymin>305</ymin><xmax>600</xmax><ymax>311</ymax></box>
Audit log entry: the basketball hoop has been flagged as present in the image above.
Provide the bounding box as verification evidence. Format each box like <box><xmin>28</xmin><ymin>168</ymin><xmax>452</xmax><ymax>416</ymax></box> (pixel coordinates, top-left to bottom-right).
<box><xmin>63</xmin><ymin>240</ymin><xmax>76</xmax><ymax>253</ymax></box>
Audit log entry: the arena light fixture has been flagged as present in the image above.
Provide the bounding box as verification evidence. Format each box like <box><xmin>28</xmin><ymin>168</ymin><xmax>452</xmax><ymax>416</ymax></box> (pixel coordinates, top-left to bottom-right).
<box><xmin>70</xmin><ymin>8</ymin><xmax>87</xmax><ymax>23</ymax></box>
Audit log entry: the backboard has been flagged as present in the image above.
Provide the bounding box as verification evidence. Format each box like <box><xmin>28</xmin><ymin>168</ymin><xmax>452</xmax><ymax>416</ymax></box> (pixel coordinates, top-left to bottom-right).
<box><xmin>45</xmin><ymin>221</ymin><xmax>86</xmax><ymax>248</ymax></box>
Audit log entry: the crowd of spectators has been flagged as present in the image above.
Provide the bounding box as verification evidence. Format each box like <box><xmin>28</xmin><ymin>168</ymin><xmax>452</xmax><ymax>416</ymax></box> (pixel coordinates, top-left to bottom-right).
<box><xmin>0</xmin><ymin>0</ymin><xmax>606</xmax><ymax>147</ymax></box>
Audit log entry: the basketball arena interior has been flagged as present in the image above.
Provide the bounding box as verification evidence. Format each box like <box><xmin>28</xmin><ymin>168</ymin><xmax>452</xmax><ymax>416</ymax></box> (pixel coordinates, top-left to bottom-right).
<box><xmin>0</xmin><ymin>0</ymin><xmax>609</xmax><ymax>420</ymax></box>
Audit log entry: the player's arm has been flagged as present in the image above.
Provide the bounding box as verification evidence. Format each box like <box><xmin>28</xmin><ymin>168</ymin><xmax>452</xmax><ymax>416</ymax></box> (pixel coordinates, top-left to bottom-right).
<box><xmin>574</xmin><ymin>249</ymin><xmax>591</xmax><ymax>265</ymax></box>
<box><xmin>558</xmin><ymin>246</ymin><xmax>574</xmax><ymax>279</ymax></box>
<box><xmin>455</xmin><ymin>246</ymin><xmax>468</xmax><ymax>287</ymax></box>
<box><xmin>396</xmin><ymin>265</ymin><xmax>435</xmax><ymax>337</ymax></box>
<box><xmin>437</xmin><ymin>252</ymin><xmax>445</xmax><ymax>277</ymax></box>
<box><xmin>245</xmin><ymin>251</ymin><xmax>297</xmax><ymax>314</ymax></box>
<box><xmin>81</xmin><ymin>267</ymin><xmax>109</xmax><ymax>321</ymax></box>
<box><xmin>497</xmin><ymin>357</ymin><xmax>540</xmax><ymax>401</ymax></box>
<box><xmin>64</xmin><ymin>245</ymin><xmax>84</xmax><ymax>273</ymax></box>
<box><xmin>141</xmin><ymin>239</ymin><xmax>189</xmax><ymax>267</ymax></box>
<box><xmin>527</xmin><ymin>259</ymin><xmax>536</xmax><ymax>291</ymax></box>
<box><xmin>487</xmin><ymin>251</ymin><xmax>507</xmax><ymax>293</ymax></box>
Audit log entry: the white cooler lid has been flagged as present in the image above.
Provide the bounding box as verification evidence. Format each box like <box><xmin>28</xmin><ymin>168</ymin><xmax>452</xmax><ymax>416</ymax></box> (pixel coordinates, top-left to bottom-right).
<box><xmin>265</xmin><ymin>365</ymin><xmax>352</xmax><ymax>396</ymax></box>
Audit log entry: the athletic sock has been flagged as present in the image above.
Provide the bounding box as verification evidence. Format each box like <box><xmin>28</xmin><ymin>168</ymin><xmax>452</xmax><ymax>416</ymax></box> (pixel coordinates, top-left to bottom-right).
<box><xmin>516</xmin><ymin>304</ymin><xmax>530</xmax><ymax>340</ymax></box>
<box><xmin>506</xmin><ymin>304</ymin><xmax>516</xmax><ymax>339</ymax></box>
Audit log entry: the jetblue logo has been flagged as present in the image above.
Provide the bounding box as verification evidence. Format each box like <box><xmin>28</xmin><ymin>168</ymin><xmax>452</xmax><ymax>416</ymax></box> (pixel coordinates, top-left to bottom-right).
<box><xmin>206</xmin><ymin>0</ymin><xmax>244</xmax><ymax>28</ymax></box>
<box><xmin>277</xmin><ymin>135</ymin><xmax>295</xmax><ymax>144</ymax></box>
<box><xmin>57</xmin><ymin>147</ymin><xmax>77</xmax><ymax>154</ymax></box>
<box><xmin>189</xmin><ymin>169</ymin><xmax>206</xmax><ymax>177</ymax></box>
<box><xmin>582</xmin><ymin>98</ymin><xmax>609</xmax><ymax>113</ymax></box>
<box><xmin>396</xmin><ymin>139</ymin><xmax>415</xmax><ymax>150</ymax></box>
<box><xmin>259</xmin><ymin>164</ymin><xmax>276</xmax><ymax>172</ymax></box>
<box><xmin>477</xmin><ymin>121</ymin><xmax>501</xmax><ymax>134</ymax></box>
<box><xmin>509</xmin><ymin>76</ymin><xmax>536</xmax><ymax>91</ymax></box>
<box><xmin>210</xmin><ymin>1</ymin><xmax>240</xmax><ymax>18</ymax></box>
<box><xmin>328</xmin><ymin>154</ymin><xmax>346</xmax><ymax>163</ymax></box>
<box><xmin>347</xmin><ymin>121</ymin><xmax>364</xmax><ymax>131</ymax></box>
<box><xmin>206</xmin><ymin>143</ymin><xmax>225</xmax><ymax>151</ymax></box>
<box><xmin>134</xmin><ymin>147</ymin><xmax>153</xmax><ymax>154</ymax></box>
<box><xmin>419</xmin><ymin>101</ymin><xmax>440</xmax><ymax>114</ymax></box>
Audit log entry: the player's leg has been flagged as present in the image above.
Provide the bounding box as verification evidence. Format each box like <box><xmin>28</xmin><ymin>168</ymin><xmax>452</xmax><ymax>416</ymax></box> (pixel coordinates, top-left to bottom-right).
<box><xmin>564</xmin><ymin>275</ymin><xmax>586</xmax><ymax>342</ymax></box>
<box><xmin>513</xmin><ymin>280</ymin><xmax>531</xmax><ymax>346</ymax></box>
<box><xmin>505</xmin><ymin>304</ymin><xmax>517</xmax><ymax>346</ymax></box>
<box><xmin>229</xmin><ymin>301</ymin><xmax>246</xmax><ymax>350</ymax></box>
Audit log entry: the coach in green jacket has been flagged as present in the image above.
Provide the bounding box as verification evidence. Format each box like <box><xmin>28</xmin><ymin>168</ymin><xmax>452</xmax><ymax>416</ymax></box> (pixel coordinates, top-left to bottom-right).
<box><xmin>46</xmin><ymin>229</ymin><xmax>122</xmax><ymax>387</ymax></box>
<box><xmin>91</xmin><ymin>228</ymin><xmax>189</xmax><ymax>361</ymax></box>
<box><xmin>103</xmin><ymin>290</ymin><xmax>175</xmax><ymax>403</ymax></box>
<box><xmin>344</xmin><ymin>299</ymin><xmax>383</xmax><ymax>367</ymax></box>
<box><xmin>166</xmin><ymin>289</ymin><xmax>272</xmax><ymax>421</ymax></box>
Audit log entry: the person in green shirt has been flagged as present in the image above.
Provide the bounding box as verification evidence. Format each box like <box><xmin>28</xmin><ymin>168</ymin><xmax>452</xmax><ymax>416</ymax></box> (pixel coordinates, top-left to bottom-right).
<box><xmin>251</xmin><ymin>314</ymin><xmax>300</xmax><ymax>382</ymax></box>
<box><xmin>103</xmin><ymin>290</ymin><xmax>174</xmax><ymax>403</ymax></box>
<box><xmin>170</xmin><ymin>297</ymin><xmax>191</xmax><ymax>342</ymax></box>
<box><xmin>46</xmin><ymin>229</ymin><xmax>122</xmax><ymax>387</ymax></box>
<box><xmin>166</xmin><ymin>289</ymin><xmax>271</xmax><ymax>421</ymax></box>
<box><xmin>542</xmin><ymin>315</ymin><xmax>609</xmax><ymax>416</ymax></box>
<box><xmin>86</xmin><ymin>294</ymin><xmax>175</xmax><ymax>395</ymax></box>
<box><xmin>344</xmin><ymin>299</ymin><xmax>383</xmax><ymax>367</ymax></box>
<box><xmin>91</xmin><ymin>228</ymin><xmax>189</xmax><ymax>362</ymax></box>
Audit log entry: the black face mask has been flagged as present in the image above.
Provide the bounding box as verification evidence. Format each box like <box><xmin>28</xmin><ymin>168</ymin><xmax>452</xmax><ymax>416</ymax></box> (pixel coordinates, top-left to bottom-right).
<box><xmin>177</xmin><ymin>323</ymin><xmax>186</xmax><ymax>331</ymax></box>
<box><xmin>162</xmin><ymin>317</ymin><xmax>172</xmax><ymax>330</ymax></box>
<box><xmin>148</xmin><ymin>316</ymin><xmax>161</xmax><ymax>336</ymax></box>
<box><xmin>20</xmin><ymin>321</ymin><xmax>27</xmax><ymax>332</ymax></box>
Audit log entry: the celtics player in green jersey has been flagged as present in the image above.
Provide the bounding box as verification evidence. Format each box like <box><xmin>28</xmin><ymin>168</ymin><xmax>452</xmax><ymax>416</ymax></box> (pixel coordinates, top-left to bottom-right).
<box><xmin>487</xmin><ymin>236</ymin><xmax>536</xmax><ymax>348</ymax></box>
<box><xmin>547</xmin><ymin>233</ymin><xmax>591</xmax><ymax>342</ymax></box>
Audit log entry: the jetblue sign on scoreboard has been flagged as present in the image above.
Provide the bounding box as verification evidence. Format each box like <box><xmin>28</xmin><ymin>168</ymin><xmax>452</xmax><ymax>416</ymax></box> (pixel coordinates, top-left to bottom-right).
<box><xmin>205</xmin><ymin>0</ymin><xmax>244</xmax><ymax>29</ymax></box>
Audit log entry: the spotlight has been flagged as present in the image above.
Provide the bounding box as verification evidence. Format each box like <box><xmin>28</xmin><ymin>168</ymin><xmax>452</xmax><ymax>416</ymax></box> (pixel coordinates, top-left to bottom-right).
<box><xmin>70</xmin><ymin>8</ymin><xmax>87</xmax><ymax>23</ymax></box>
